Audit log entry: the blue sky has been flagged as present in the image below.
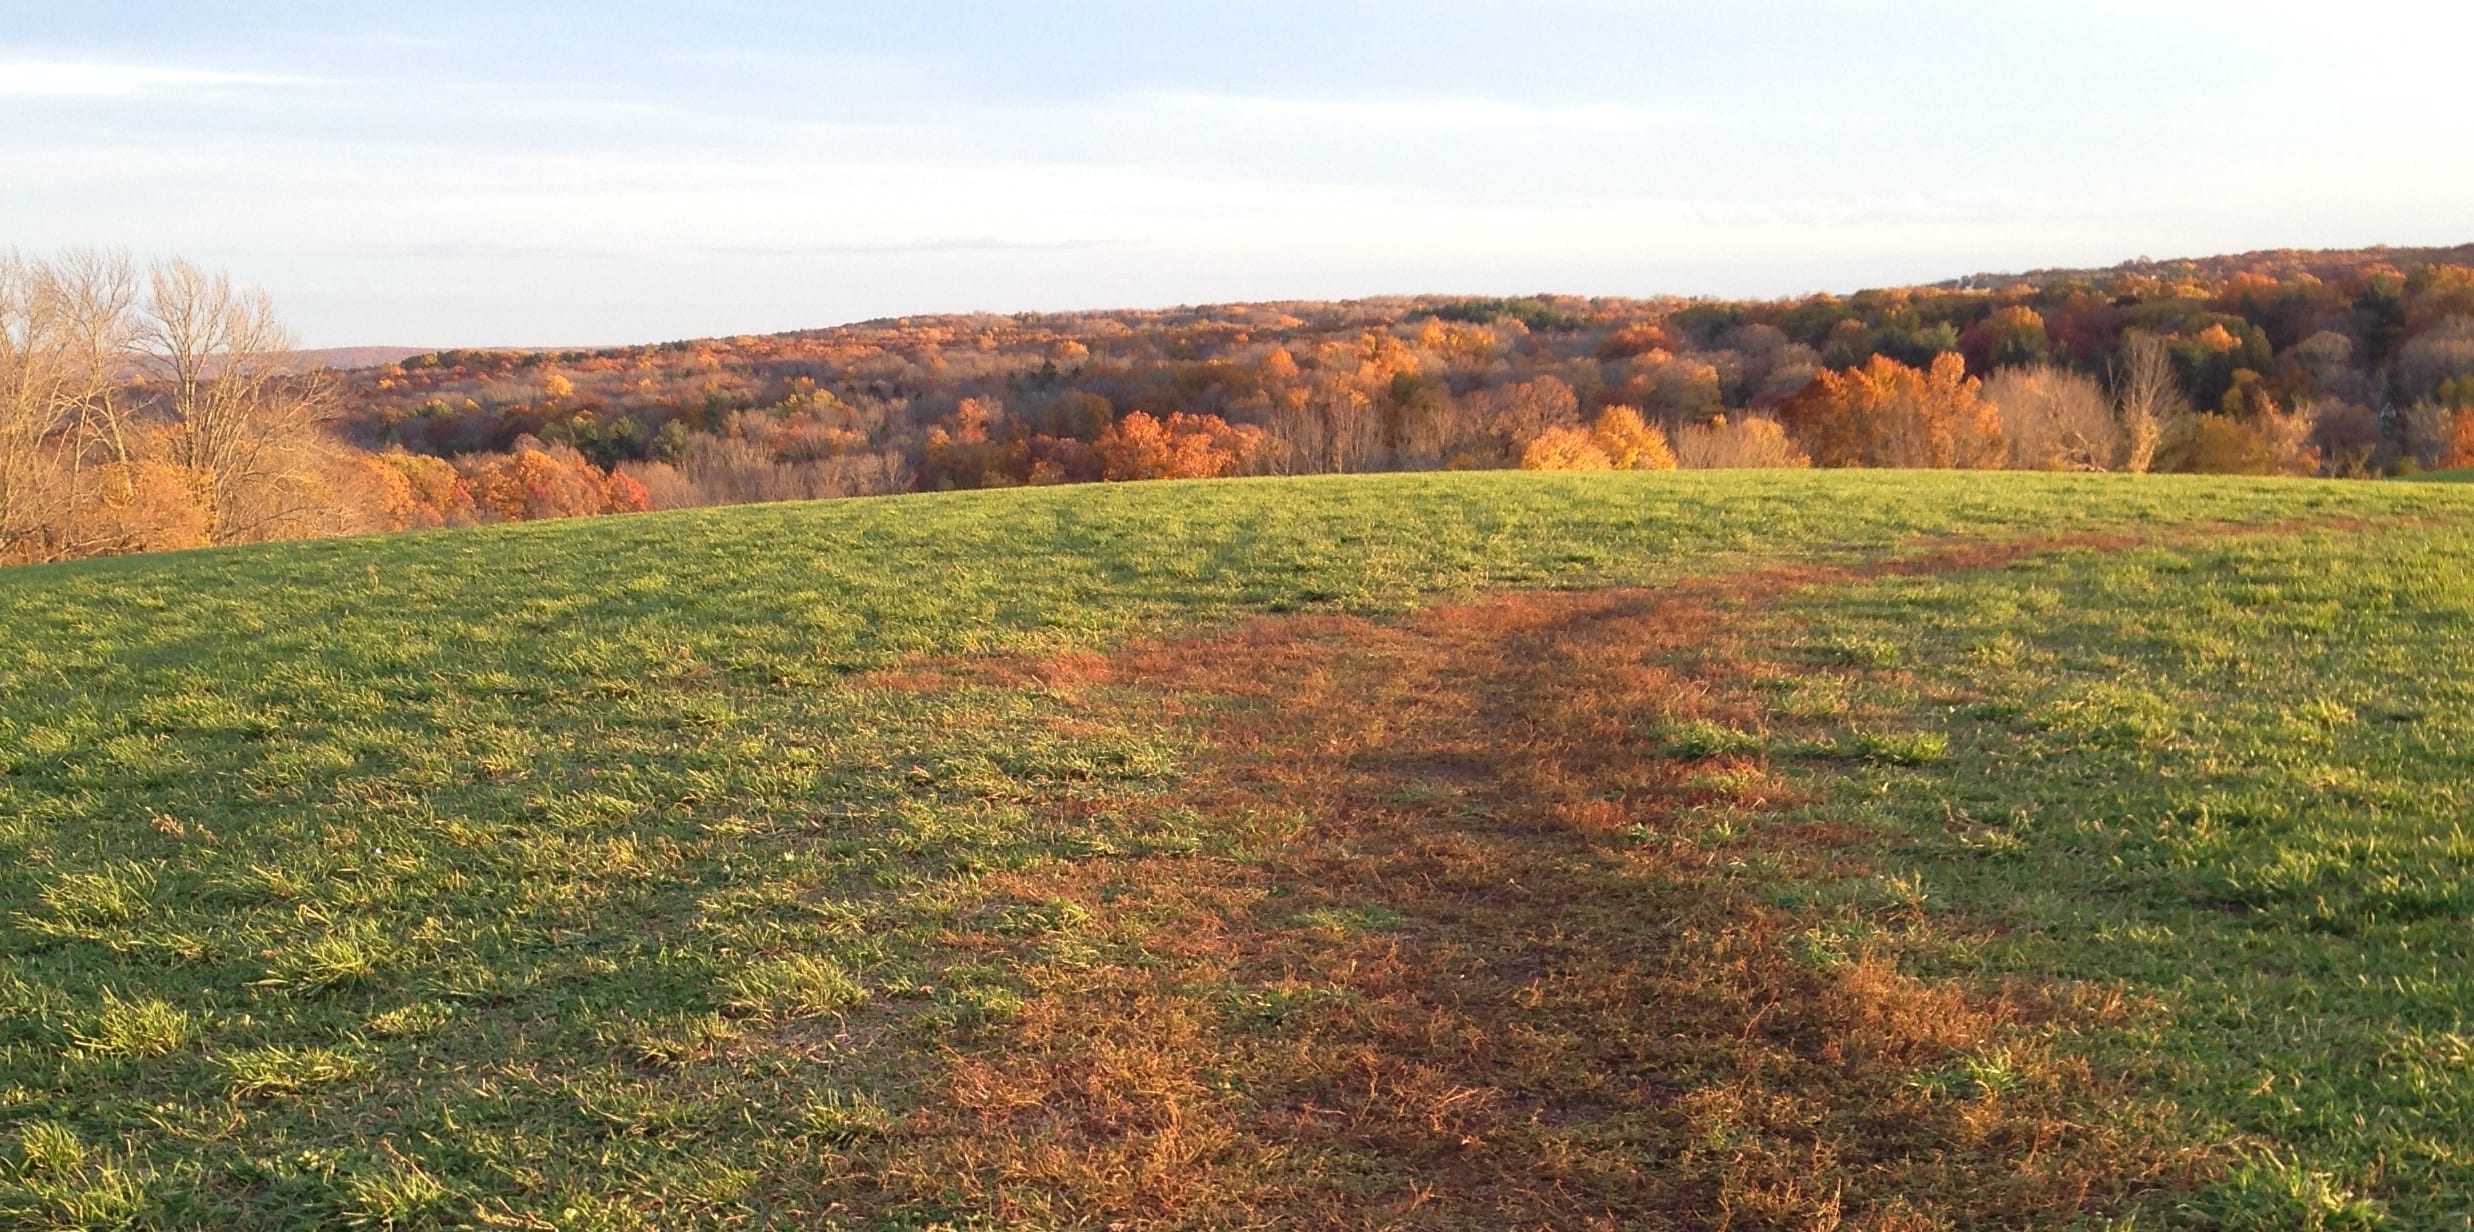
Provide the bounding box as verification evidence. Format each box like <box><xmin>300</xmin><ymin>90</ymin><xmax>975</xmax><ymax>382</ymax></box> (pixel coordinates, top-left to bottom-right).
<box><xmin>7</xmin><ymin>1</ymin><xmax>2469</xmax><ymax>346</ymax></box>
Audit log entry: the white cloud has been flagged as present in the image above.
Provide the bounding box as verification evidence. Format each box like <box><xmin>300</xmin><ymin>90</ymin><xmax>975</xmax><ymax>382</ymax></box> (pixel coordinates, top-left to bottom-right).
<box><xmin>1133</xmin><ymin>92</ymin><xmax>1669</xmax><ymax>135</ymax></box>
<box><xmin>0</xmin><ymin>60</ymin><xmax>319</xmax><ymax>98</ymax></box>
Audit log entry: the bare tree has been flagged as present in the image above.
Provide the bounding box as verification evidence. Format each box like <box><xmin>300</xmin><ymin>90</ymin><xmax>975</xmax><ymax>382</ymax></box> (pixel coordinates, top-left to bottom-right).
<box><xmin>138</xmin><ymin>258</ymin><xmax>342</xmax><ymax>543</ymax></box>
<box><xmin>0</xmin><ymin>252</ymin><xmax>159</xmax><ymax>560</ymax></box>
<box><xmin>41</xmin><ymin>250</ymin><xmax>144</xmax><ymax>472</ymax></box>
<box><xmin>2394</xmin><ymin>316</ymin><xmax>2474</xmax><ymax>404</ymax></box>
<box><xmin>0</xmin><ymin>254</ymin><xmax>75</xmax><ymax>559</ymax></box>
<box><xmin>2400</xmin><ymin>399</ymin><xmax>2457</xmax><ymax>470</ymax></box>
<box><xmin>1983</xmin><ymin>365</ymin><xmax>2120</xmax><ymax>470</ymax></box>
<box><xmin>624</xmin><ymin>437</ymin><xmax>911</xmax><ymax>508</ymax></box>
<box><xmin>2111</xmin><ymin>334</ymin><xmax>2189</xmax><ymax>475</ymax></box>
<box><xmin>1673</xmin><ymin>415</ymin><xmax>1810</xmax><ymax>469</ymax></box>
<box><xmin>0</xmin><ymin>252</ymin><xmax>374</xmax><ymax>560</ymax></box>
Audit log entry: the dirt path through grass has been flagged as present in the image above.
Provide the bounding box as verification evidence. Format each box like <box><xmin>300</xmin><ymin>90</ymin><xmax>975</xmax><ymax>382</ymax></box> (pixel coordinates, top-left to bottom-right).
<box><xmin>851</xmin><ymin>533</ymin><xmax>2262</xmax><ymax>1229</ymax></box>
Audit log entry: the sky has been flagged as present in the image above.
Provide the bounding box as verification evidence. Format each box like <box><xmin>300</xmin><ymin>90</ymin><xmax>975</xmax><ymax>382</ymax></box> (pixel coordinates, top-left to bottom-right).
<box><xmin>6</xmin><ymin>1</ymin><xmax>2470</xmax><ymax>347</ymax></box>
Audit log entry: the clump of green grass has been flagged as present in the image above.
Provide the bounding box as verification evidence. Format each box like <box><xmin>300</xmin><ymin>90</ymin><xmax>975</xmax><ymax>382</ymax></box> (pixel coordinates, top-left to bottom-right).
<box><xmin>70</xmin><ymin>993</ymin><xmax>192</xmax><ymax>1058</ymax></box>
<box><xmin>1289</xmin><ymin>904</ymin><xmax>1405</xmax><ymax>934</ymax></box>
<box><xmin>11</xmin><ymin>1123</ymin><xmax>85</xmax><ymax>1178</ymax></box>
<box><xmin>0</xmin><ymin>1168</ymin><xmax>154</xmax><ymax>1232</ymax></box>
<box><xmin>1811</xmin><ymin>633</ymin><xmax>1902</xmax><ymax>668</ymax></box>
<box><xmin>337</xmin><ymin>1154</ymin><xmax>458</xmax><ymax>1231</ymax></box>
<box><xmin>27</xmin><ymin>865</ymin><xmax>155</xmax><ymax>937</ymax></box>
<box><xmin>988</xmin><ymin>897</ymin><xmax>1093</xmax><ymax>937</ymax></box>
<box><xmin>607</xmin><ymin>1011</ymin><xmax>743</xmax><ymax>1069</ymax></box>
<box><xmin>257</xmin><ymin>924</ymin><xmax>391</xmax><ymax>995</ymax></box>
<box><xmin>210</xmin><ymin>862</ymin><xmax>318</xmax><ymax>906</ymax></box>
<box><xmin>1652</xmin><ymin>718</ymin><xmax>1765</xmax><ymax>758</ymax></box>
<box><xmin>2203</xmin><ymin>1151</ymin><xmax>2387</xmax><ymax>1232</ymax></box>
<box><xmin>800</xmin><ymin>1090</ymin><xmax>896</xmax><ymax>1145</ymax></box>
<box><xmin>362</xmin><ymin>1001</ymin><xmax>454</xmax><ymax>1039</ymax></box>
<box><xmin>215</xmin><ymin>1046</ymin><xmax>370</xmax><ymax>1099</ymax></box>
<box><xmin>0</xmin><ymin>1122</ymin><xmax>153</xmax><ymax>1231</ymax></box>
<box><xmin>719</xmin><ymin>954</ymin><xmax>868</xmax><ymax>1019</ymax></box>
<box><xmin>1785</xmin><ymin>727</ymin><xmax>1948</xmax><ymax>765</ymax></box>
<box><xmin>1846</xmin><ymin>728</ymin><xmax>1949</xmax><ymax>765</ymax></box>
<box><xmin>1906</xmin><ymin>1045</ymin><xmax>2029</xmax><ymax>1102</ymax></box>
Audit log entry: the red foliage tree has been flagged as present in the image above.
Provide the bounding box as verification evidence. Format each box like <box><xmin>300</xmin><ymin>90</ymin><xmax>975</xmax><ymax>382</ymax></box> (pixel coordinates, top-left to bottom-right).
<box><xmin>602</xmin><ymin>468</ymin><xmax>652</xmax><ymax>513</ymax></box>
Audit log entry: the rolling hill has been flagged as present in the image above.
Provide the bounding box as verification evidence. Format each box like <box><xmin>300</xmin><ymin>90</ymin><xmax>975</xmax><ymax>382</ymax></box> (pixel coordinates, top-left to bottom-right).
<box><xmin>3</xmin><ymin>470</ymin><xmax>2470</xmax><ymax>1228</ymax></box>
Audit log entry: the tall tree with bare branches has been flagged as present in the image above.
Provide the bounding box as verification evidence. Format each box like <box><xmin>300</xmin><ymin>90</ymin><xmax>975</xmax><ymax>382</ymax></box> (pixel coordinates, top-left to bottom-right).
<box><xmin>139</xmin><ymin>258</ymin><xmax>347</xmax><ymax>543</ymax></box>
<box><xmin>2111</xmin><ymin>333</ymin><xmax>2189</xmax><ymax>475</ymax></box>
<box><xmin>1984</xmin><ymin>365</ymin><xmax>2120</xmax><ymax>471</ymax></box>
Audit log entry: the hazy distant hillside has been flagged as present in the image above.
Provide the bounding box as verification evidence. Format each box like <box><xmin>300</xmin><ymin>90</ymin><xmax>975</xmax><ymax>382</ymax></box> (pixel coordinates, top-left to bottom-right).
<box><xmin>1944</xmin><ymin>244</ymin><xmax>2474</xmax><ymax>292</ymax></box>
<box><xmin>287</xmin><ymin>346</ymin><xmax>435</xmax><ymax>371</ymax></box>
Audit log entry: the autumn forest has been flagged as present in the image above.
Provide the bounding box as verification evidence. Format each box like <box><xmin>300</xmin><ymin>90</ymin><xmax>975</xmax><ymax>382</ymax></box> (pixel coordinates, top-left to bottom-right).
<box><xmin>6</xmin><ymin>243</ymin><xmax>2474</xmax><ymax>564</ymax></box>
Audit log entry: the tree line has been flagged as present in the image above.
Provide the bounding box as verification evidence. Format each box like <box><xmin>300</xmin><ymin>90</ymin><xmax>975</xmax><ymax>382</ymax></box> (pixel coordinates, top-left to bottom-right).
<box><xmin>0</xmin><ymin>252</ymin><xmax>649</xmax><ymax>565</ymax></box>
<box><xmin>8</xmin><ymin>245</ymin><xmax>2473</xmax><ymax>564</ymax></box>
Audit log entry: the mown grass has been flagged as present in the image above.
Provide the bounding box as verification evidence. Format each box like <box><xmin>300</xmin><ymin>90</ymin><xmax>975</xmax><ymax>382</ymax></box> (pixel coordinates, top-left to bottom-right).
<box><xmin>0</xmin><ymin>470</ymin><xmax>2469</xmax><ymax>1227</ymax></box>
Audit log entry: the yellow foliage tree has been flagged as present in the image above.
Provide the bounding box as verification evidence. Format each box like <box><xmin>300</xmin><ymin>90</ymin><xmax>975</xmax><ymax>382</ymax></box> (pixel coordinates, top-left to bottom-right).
<box><xmin>1590</xmin><ymin>406</ymin><xmax>1677</xmax><ymax>470</ymax></box>
<box><xmin>1519</xmin><ymin>425</ymin><xmax>1613</xmax><ymax>471</ymax></box>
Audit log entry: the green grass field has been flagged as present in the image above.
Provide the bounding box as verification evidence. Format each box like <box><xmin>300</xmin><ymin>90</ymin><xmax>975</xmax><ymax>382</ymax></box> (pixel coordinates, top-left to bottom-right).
<box><xmin>3</xmin><ymin>471</ymin><xmax>2471</xmax><ymax>1229</ymax></box>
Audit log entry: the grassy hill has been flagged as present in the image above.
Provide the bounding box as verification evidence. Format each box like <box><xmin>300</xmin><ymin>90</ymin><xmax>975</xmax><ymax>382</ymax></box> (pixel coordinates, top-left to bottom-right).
<box><xmin>3</xmin><ymin>471</ymin><xmax>2471</xmax><ymax>1228</ymax></box>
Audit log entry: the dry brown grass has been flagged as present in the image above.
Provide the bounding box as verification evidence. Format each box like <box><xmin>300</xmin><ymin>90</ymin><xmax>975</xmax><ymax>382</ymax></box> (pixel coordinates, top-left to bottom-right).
<box><xmin>845</xmin><ymin>538</ymin><xmax>2217</xmax><ymax>1229</ymax></box>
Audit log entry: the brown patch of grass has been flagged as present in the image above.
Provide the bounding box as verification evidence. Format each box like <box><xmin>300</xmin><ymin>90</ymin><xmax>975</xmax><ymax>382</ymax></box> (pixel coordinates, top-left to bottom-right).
<box><xmin>844</xmin><ymin>536</ymin><xmax>2220</xmax><ymax>1228</ymax></box>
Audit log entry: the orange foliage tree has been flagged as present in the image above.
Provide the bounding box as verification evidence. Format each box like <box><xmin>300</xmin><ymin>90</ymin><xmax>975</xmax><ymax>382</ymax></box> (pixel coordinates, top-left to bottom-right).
<box><xmin>1096</xmin><ymin>412</ymin><xmax>1267</xmax><ymax>481</ymax></box>
<box><xmin>603</xmin><ymin>467</ymin><xmax>652</xmax><ymax>513</ymax></box>
<box><xmin>922</xmin><ymin>397</ymin><xmax>1020</xmax><ymax>489</ymax></box>
<box><xmin>1781</xmin><ymin>354</ymin><xmax>2006</xmax><ymax>468</ymax></box>
<box><xmin>2446</xmin><ymin>409</ymin><xmax>2474</xmax><ymax>468</ymax></box>
<box><xmin>1595</xmin><ymin>322</ymin><xmax>1673</xmax><ymax>361</ymax></box>
<box><xmin>463</xmin><ymin>443</ymin><xmax>642</xmax><ymax>522</ymax></box>
<box><xmin>72</xmin><ymin>460</ymin><xmax>215</xmax><ymax>555</ymax></box>
<box><xmin>370</xmin><ymin>451</ymin><xmax>478</xmax><ymax>529</ymax></box>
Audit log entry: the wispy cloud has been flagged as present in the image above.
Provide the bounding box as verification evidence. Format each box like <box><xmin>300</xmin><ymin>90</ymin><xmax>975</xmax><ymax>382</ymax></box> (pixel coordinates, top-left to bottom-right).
<box><xmin>1136</xmin><ymin>92</ymin><xmax>1669</xmax><ymax>135</ymax></box>
<box><xmin>0</xmin><ymin>60</ymin><xmax>321</xmax><ymax>98</ymax></box>
<box><xmin>690</xmin><ymin>238</ymin><xmax>1111</xmax><ymax>258</ymax></box>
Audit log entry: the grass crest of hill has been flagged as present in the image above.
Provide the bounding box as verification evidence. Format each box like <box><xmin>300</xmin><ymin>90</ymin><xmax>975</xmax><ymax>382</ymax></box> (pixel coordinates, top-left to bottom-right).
<box><xmin>2</xmin><ymin>469</ymin><xmax>2473</xmax><ymax>1228</ymax></box>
